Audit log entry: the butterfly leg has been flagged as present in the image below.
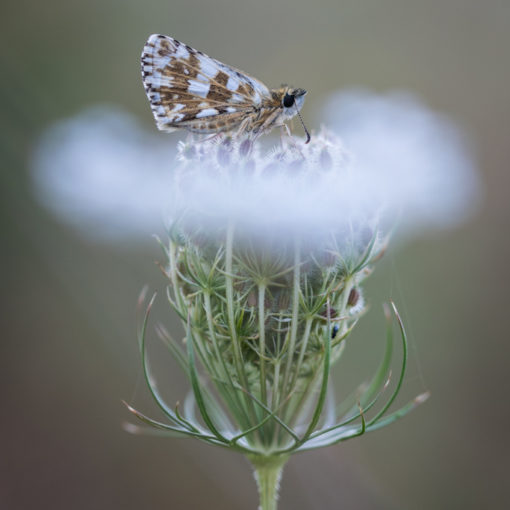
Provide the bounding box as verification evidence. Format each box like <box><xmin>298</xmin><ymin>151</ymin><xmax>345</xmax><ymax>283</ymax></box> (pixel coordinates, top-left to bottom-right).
<box><xmin>197</xmin><ymin>132</ymin><xmax>224</xmax><ymax>144</ymax></box>
<box><xmin>235</xmin><ymin>116</ymin><xmax>254</xmax><ymax>137</ymax></box>
<box><xmin>279</xmin><ymin>124</ymin><xmax>292</xmax><ymax>146</ymax></box>
<box><xmin>279</xmin><ymin>123</ymin><xmax>305</xmax><ymax>158</ymax></box>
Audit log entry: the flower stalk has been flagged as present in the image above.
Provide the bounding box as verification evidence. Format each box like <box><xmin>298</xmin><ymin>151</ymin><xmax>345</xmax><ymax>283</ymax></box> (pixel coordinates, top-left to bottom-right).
<box><xmin>250</xmin><ymin>455</ymin><xmax>288</xmax><ymax>510</ymax></box>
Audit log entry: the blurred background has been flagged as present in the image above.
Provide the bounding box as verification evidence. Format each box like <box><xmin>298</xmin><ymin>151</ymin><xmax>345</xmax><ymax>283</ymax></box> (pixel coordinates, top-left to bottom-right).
<box><xmin>1</xmin><ymin>0</ymin><xmax>509</xmax><ymax>509</ymax></box>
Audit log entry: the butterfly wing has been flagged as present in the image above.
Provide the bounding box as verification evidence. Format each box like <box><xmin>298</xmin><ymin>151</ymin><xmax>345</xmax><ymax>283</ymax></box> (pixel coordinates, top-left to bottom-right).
<box><xmin>141</xmin><ymin>34</ymin><xmax>272</xmax><ymax>133</ymax></box>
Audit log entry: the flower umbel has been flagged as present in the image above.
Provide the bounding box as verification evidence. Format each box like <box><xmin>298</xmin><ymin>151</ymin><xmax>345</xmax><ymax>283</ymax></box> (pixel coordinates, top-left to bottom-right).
<box><xmin>126</xmin><ymin>132</ymin><xmax>427</xmax><ymax>509</ymax></box>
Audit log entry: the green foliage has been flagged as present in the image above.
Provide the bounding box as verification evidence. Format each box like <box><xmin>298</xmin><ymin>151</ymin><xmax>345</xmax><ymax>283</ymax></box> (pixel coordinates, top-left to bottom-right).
<box><xmin>126</xmin><ymin>222</ymin><xmax>426</xmax><ymax>456</ymax></box>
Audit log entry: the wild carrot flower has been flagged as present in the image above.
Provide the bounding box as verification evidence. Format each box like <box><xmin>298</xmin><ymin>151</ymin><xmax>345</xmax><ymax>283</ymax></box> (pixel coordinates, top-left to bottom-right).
<box><xmin>30</xmin><ymin>92</ymin><xmax>478</xmax><ymax>510</ymax></box>
<box><xmin>125</xmin><ymin>130</ymin><xmax>428</xmax><ymax>510</ymax></box>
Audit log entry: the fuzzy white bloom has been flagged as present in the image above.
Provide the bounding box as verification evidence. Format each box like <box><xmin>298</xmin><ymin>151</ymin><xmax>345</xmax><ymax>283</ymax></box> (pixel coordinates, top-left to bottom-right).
<box><xmin>30</xmin><ymin>91</ymin><xmax>479</xmax><ymax>243</ymax></box>
<box><xmin>321</xmin><ymin>90</ymin><xmax>480</xmax><ymax>231</ymax></box>
<box><xmin>169</xmin><ymin>131</ymin><xmax>378</xmax><ymax>247</ymax></box>
<box><xmin>31</xmin><ymin>106</ymin><xmax>175</xmax><ymax>240</ymax></box>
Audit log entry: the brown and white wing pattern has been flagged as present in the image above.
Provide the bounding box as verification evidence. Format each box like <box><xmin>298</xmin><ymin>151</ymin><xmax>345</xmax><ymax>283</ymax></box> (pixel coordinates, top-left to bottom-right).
<box><xmin>141</xmin><ymin>34</ymin><xmax>273</xmax><ymax>134</ymax></box>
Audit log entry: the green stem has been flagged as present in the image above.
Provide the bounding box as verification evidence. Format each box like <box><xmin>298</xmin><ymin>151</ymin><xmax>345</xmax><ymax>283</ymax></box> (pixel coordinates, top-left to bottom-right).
<box><xmin>225</xmin><ymin>222</ymin><xmax>256</xmax><ymax>422</ymax></box>
<box><xmin>280</xmin><ymin>240</ymin><xmax>301</xmax><ymax>405</ymax></box>
<box><xmin>258</xmin><ymin>282</ymin><xmax>267</xmax><ymax>406</ymax></box>
<box><xmin>249</xmin><ymin>455</ymin><xmax>289</xmax><ymax>510</ymax></box>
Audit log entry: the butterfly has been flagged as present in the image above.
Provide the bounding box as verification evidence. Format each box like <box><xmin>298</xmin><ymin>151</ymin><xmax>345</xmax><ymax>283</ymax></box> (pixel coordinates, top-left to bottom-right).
<box><xmin>141</xmin><ymin>34</ymin><xmax>310</xmax><ymax>143</ymax></box>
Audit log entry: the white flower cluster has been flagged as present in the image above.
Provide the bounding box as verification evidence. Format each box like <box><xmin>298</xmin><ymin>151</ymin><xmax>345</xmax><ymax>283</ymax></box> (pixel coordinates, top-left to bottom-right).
<box><xmin>30</xmin><ymin>91</ymin><xmax>480</xmax><ymax>244</ymax></box>
<box><xmin>322</xmin><ymin>90</ymin><xmax>480</xmax><ymax>232</ymax></box>
<box><xmin>169</xmin><ymin>130</ymin><xmax>381</xmax><ymax>249</ymax></box>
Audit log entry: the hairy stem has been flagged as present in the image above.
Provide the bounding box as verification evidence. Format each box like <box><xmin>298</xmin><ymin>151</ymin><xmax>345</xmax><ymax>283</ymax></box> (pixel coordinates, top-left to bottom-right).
<box><xmin>249</xmin><ymin>455</ymin><xmax>289</xmax><ymax>510</ymax></box>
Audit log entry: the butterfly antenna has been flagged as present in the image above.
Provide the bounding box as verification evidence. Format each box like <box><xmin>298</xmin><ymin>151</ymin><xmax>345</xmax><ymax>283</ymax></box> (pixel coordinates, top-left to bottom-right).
<box><xmin>295</xmin><ymin>105</ymin><xmax>311</xmax><ymax>144</ymax></box>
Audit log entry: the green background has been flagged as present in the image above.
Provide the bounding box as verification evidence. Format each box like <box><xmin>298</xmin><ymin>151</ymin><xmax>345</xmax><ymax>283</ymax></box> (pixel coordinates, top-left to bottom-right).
<box><xmin>2</xmin><ymin>0</ymin><xmax>509</xmax><ymax>508</ymax></box>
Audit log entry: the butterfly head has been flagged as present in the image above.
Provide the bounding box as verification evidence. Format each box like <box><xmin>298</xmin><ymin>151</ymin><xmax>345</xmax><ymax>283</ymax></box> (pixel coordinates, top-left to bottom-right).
<box><xmin>281</xmin><ymin>87</ymin><xmax>307</xmax><ymax>117</ymax></box>
<box><xmin>279</xmin><ymin>87</ymin><xmax>310</xmax><ymax>143</ymax></box>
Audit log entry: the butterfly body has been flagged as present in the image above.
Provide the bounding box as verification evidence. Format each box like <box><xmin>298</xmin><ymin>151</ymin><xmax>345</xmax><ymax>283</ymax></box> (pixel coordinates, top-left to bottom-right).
<box><xmin>141</xmin><ymin>35</ymin><xmax>307</xmax><ymax>138</ymax></box>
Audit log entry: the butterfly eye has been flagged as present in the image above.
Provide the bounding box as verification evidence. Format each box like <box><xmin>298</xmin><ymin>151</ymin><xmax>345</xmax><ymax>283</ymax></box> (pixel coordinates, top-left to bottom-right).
<box><xmin>283</xmin><ymin>93</ymin><xmax>295</xmax><ymax>108</ymax></box>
